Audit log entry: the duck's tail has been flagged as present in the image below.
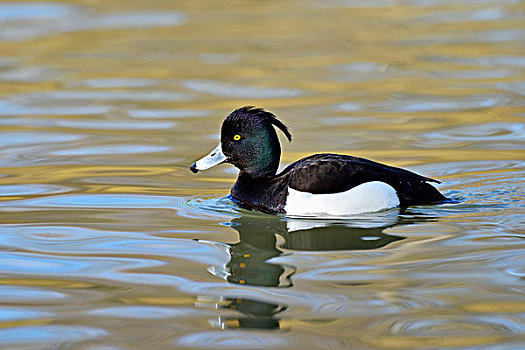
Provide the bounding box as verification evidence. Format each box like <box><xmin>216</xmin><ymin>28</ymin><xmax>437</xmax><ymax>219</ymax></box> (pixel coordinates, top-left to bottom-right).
<box><xmin>396</xmin><ymin>180</ymin><xmax>448</xmax><ymax>208</ymax></box>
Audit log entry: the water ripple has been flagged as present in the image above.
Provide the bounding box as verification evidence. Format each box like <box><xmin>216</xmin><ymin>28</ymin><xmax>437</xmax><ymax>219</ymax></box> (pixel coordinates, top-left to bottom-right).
<box><xmin>176</xmin><ymin>330</ymin><xmax>290</xmax><ymax>349</ymax></box>
<box><xmin>0</xmin><ymin>285</ymin><xmax>65</xmax><ymax>302</ymax></box>
<box><xmin>70</xmin><ymin>78</ymin><xmax>160</xmax><ymax>88</ymax></box>
<box><xmin>388</xmin><ymin>316</ymin><xmax>525</xmax><ymax>336</ymax></box>
<box><xmin>15</xmin><ymin>90</ymin><xmax>191</xmax><ymax>102</ymax></box>
<box><xmin>0</xmin><ymin>131</ymin><xmax>84</xmax><ymax>147</ymax></box>
<box><xmin>0</xmin><ymin>325</ymin><xmax>107</xmax><ymax>347</ymax></box>
<box><xmin>419</xmin><ymin>122</ymin><xmax>525</xmax><ymax>148</ymax></box>
<box><xmin>183</xmin><ymin>79</ymin><xmax>305</xmax><ymax>99</ymax></box>
<box><xmin>0</xmin><ymin>100</ymin><xmax>111</xmax><ymax>116</ymax></box>
<box><xmin>0</xmin><ymin>184</ymin><xmax>70</xmax><ymax>196</ymax></box>
<box><xmin>0</xmin><ymin>2</ymin><xmax>186</xmax><ymax>41</ymax></box>
<box><xmin>0</xmin><ymin>194</ymin><xmax>183</xmax><ymax>210</ymax></box>
<box><xmin>52</xmin><ymin>144</ymin><xmax>170</xmax><ymax>156</ymax></box>
<box><xmin>87</xmin><ymin>306</ymin><xmax>198</xmax><ymax>319</ymax></box>
<box><xmin>129</xmin><ymin>109</ymin><xmax>210</xmax><ymax>119</ymax></box>
<box><xmin>179</xmin><ymin>196</ymin><xmax>242</xmax><ymax>220</ymax></box>
<box><xmin>0</xmin><ymin>226</ymin><xmax>231</xmax><ymax>271</ymax></box>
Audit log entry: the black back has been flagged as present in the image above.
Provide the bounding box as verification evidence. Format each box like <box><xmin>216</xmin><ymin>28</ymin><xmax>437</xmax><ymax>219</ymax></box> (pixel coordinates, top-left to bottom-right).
<box><xmin>279</xmin><ymin>153</ymin><xmax>447</xmax><ymax>208</ymax></box>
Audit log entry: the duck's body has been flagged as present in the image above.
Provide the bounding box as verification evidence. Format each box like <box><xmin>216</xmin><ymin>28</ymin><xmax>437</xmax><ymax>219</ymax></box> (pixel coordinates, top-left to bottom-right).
<box><xmin>231</xmin><ymin>153</ymin><xmax>445</xmax><ymax>214</ymax></box>
<box><xmin>191</xmin><ymin>107</ymin><xmax>447</xmax><ymax>216</ymax></box>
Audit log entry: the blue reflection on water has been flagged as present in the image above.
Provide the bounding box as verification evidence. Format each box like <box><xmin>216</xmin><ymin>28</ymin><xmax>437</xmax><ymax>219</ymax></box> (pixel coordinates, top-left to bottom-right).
<box><xmin>0</xmin><ymin>3</ymin><xmax>73</xmax><ymax>21</ymax></box>
<box><xmin>0</xmin><ymin>194</ymin><xmax>182</xmax><ymax>209</ymax></box>
<box><xmin>0</xmin><ymin>325</ymin><xmax>107</xmax><ymax>345</ymax></box>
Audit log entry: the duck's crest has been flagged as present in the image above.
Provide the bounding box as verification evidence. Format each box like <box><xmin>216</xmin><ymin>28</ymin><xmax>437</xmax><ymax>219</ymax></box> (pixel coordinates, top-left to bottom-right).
<box><xmin>233</xmin><ymin>106</ymin><xmax>292</xmax><ymax>142</ymax></box>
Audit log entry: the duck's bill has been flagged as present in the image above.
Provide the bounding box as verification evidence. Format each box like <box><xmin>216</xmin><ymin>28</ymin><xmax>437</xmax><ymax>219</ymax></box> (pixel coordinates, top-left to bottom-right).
<box><xmin>190</xmin><ymin>143</ymin><xmax>227</xmax><ymax>173</ymax></box>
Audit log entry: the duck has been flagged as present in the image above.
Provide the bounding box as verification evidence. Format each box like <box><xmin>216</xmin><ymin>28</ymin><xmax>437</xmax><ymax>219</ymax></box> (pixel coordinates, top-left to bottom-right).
<box><xmin>190</xmin><ymin>106</ymin><xmax>447</xmax><ymax>216</ymax></box>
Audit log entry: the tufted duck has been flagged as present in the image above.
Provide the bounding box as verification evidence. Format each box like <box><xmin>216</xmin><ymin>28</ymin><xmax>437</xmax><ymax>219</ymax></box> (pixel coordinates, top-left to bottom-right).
<box><xmin>190</xmin><ymin>106</ymin><xmax>447</xmax><ymax>215</ymax></box>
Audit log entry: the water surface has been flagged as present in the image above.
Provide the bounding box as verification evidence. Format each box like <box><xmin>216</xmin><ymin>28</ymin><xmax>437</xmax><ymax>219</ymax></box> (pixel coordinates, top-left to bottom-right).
<box><xmin>0</xmin><ymin>0</ymin><xmax>524</xmax><ymax>349</ymax></box>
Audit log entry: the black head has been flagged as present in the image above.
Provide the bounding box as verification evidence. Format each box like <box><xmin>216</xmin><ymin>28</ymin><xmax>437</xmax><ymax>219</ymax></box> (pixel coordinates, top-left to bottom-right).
<box><xmin>222</xmin><ymin>106</ymin><xmax>291</xmax><ymax>177</ymax></box>
<box><xmin>190</xmin><ymin>106</ymin><xmax>291</xmax><ymax>178</ymax></box>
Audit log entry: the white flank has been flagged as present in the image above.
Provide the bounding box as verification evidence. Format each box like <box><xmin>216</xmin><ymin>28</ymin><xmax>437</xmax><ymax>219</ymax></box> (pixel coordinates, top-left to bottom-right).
<box><xmin>284</xmin><ymin>181</ymin><xmax>400</xmax><ymax>216</ymax></box>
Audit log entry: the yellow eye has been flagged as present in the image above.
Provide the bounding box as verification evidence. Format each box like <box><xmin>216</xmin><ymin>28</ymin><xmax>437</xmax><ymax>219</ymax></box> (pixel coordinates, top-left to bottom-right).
<box><xmin>233</xmin><ymin>134</ymin><xmax>241</xmax><ymax>141</ymax></box>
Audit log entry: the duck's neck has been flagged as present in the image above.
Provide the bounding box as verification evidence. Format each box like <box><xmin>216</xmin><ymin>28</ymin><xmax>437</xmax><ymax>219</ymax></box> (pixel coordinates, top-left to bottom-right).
<box><xmin>242</xmin><ymin>165</ymin><xmax>277</xmax><ymax>179</ymax></box>
<box><xmin>231</xmin><ymin>171</ymin><xmax>283</xmax><ymax>213</ymax></box>
<box><xmin>237</xmin><ymin>170</ymin><xmax>274</xmax><ymax>183</ymax></box>
<box><xmin>240</xmin><ymin>133</ymin><xmax>281</xmax><ymax>178</ymax></box>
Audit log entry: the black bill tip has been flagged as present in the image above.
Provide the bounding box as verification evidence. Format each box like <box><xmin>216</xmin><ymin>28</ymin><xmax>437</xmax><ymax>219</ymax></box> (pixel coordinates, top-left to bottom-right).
<box><xmin>190</xmin><ymin>163</ymin><xmax>199</xmax><ymax>173</ymax></box>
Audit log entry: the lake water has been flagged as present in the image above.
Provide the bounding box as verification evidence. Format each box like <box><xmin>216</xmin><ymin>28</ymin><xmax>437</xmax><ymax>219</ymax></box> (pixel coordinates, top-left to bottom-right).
<box><xmin>0</xmin><ymin>0</ymin><xmax>524</xmax><ymax>349</ymax></box>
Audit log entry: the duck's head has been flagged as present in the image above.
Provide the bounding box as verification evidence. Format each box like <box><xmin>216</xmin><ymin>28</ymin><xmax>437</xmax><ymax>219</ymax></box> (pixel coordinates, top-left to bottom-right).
<box><xmin>190</xmin><ymin>106</ymin><xmax>292</xmax><ymax>178</ymax></box>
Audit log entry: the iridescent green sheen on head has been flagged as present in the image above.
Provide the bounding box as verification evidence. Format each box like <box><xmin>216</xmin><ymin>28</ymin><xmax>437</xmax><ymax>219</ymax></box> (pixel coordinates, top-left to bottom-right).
<box><xmin>220</xmin><ymin>107</ymin><xmax>291</xmax><ymax>178</ymax></box>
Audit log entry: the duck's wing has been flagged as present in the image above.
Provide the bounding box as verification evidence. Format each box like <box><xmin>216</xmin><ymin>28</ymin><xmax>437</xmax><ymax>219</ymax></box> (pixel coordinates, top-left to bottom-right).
<box><xmin>280</xmin><ymin>154</ymin><xmax>446</xmax><ymax>206</ymax></box>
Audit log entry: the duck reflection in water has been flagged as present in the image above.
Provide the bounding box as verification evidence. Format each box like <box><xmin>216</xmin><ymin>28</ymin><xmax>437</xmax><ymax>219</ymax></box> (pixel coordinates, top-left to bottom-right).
<box><xmin>203</xmin><ymin>211</ymin><xmax>433</xmax><ymax>330</ymax></box>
